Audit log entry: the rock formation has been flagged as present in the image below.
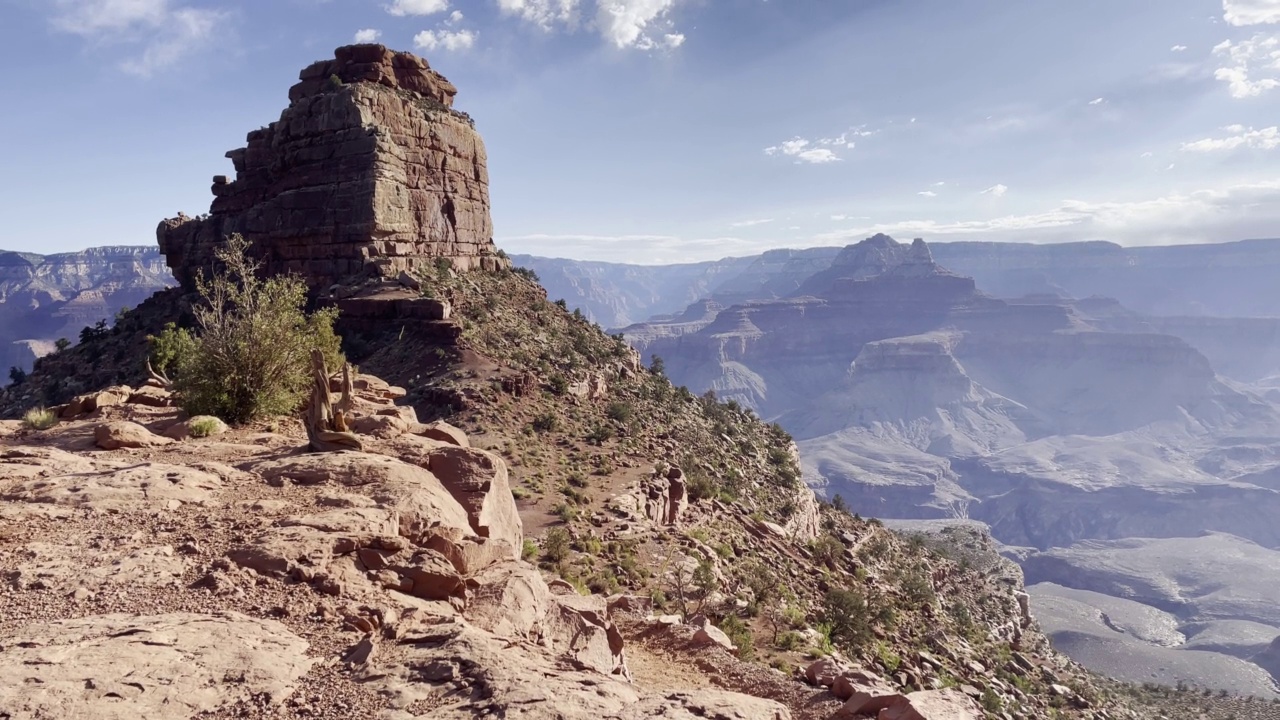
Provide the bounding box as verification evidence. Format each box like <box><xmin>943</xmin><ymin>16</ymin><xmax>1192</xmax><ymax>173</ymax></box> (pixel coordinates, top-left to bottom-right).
<box><xmin>158</xmin><ymin>44</ymin><xmax>504</xmax><ymax>292</ymax></box>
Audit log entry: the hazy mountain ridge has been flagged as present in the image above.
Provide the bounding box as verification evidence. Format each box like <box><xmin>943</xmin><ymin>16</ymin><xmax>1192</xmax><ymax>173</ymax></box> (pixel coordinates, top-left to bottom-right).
<box><xmin>0</xmin><ymin>246</ymin><xmax>174</xmax><ymax>375</ymax></box>
<box><xmin>508</xmin><ymin>253</ymin><xmax>756</xmax><ymax>327</ymax></box>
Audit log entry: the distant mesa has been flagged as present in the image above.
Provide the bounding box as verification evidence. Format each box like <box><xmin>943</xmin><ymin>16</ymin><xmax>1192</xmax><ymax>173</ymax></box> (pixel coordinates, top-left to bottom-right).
<box><xmin>158</xmin><ymin>44</ymin><xmax>505</xmax><ymax>293</ymax></box>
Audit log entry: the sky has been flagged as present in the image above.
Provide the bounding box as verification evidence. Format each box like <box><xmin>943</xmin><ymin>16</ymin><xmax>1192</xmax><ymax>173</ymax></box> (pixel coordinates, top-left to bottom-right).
<box><xmin>1</xmin><ymin>0</ymin><xmax>1279</xmax><ymax>263</ymax></box>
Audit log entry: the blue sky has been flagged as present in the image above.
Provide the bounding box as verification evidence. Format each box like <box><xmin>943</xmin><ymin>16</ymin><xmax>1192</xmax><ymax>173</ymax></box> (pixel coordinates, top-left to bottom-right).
<box><xmin>2</xmin><ymin>0</ymin><xmax>1279</xmax><ymax>263</ymax></box>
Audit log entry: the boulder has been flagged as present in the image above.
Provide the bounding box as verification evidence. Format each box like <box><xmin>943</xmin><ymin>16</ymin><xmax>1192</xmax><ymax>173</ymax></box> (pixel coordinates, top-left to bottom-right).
<box><xmin>127</xmin><ymin>385</ymin><xmax>175</xmax><ymax>408</ymax></box>
<box><xmin>161</xmin><ymin>416</ymin><xmax>229</xmax><ymax>440</ymax></box>
<box><xmin>689</xmin><ymin>615</ymin><xmax>737</xmax><ymax>652</ymax></box>
<box><xmin>418</xmin><ymin>420</ymin><xmax>469</xmax><ymax>447</ymax></box>
<box><xmin>833</xmin><ymin>669</ymin><xmax>902</xmax><ymax>715</ymax></box>
<box><xmin>247</xmin><ymin>452</ymin><xmax>434</xmax><ymax>488</ymax></box>
<box><xmin>419</xmin><ymin>443</ymin><xmax>522</xmax><ymax>556</ymax></box>
<box><xmin>805</xmin><ymin>656</ymin><xmax>846</xmax><ymax>687</ymax></box>
<box><xmin>63</xmin><ymin>386</ymin><xmax>133</xmax><ymax>417</ymax></box>
<box><xmin>395</xmin><ymin>549</ymin><xmax>466</xmax><ymax>600</ymax></box>
<box><xmin>466</xmin><ymin>563</ymin><xmax>551</xmax><ymax>639</ymax></box>
<box><xmin>350</xmin><ymin>414</ymin><xmax>408</xmax><ymax>438</ymax></box>
<box><xmin>876</xmin><ymin>689</ymin><xmax>983</xmax><ymax>720</ymax></box>
<box><xmin>94</xmin><ymin>421</ymin><xmax>174</xmax><ymax>450</ymax></box>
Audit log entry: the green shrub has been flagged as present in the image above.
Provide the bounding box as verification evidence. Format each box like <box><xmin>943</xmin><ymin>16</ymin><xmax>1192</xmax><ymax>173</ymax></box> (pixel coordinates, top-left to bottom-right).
<box><xmin>718</xmin><ymin>614</ymin><xmax>755</xmax><ymax>661</ymax></box>
<box><xmin>543</xmin><ymin>528</ymin><xmax>570</xmax><ymax>562</ymax></box>
<box><xmin>548</xmin><ymin>374</ymin><xmax>569</xmax><ymax>395</ymax></box>
<box><xmin>22</xmin><ymin>406</ymin><xmax>57</xmax><ymax>431</ymax></box>
<box><xmin>531</xmin><ymin>412</ymin><xmax>560</xmax><ymax>432</ymax></box>
<box><xmin>606</xmin><ymin>401</ymin><xmax>633</xmax><ymax>423</ymax></box>
<box><xmin>810</xmin><ymin>534</ymin><xmax>844</xmax><ymax>568</ymax></box>
<box><xmin>822</xmin><ymin>587</ymin><xmax>873</xmax><ymax>653</ymax></box>
<box><xmin>187</xmin><ymin>417</ymin><xmax>222</xmax><ymax>438</ymax></box>
<box><xmin>521</xmin><ymin>539</ymin><xmax>538</xmax><ymax>561</ymax></box>
<box><xmin>586</xmin><ymin>423</ymin><xmax>614</xmax><ymax>444</ymax></box>
<box><xmin>149</xmin><ymin>235</ymin><xmax>343</xmax><ymax>425</ymax></box>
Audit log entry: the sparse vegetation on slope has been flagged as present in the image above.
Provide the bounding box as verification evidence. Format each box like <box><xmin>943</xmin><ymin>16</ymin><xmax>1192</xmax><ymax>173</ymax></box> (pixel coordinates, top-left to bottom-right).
<box><xmin>342</xmin><ymin>264</ymin><xmax>1147</xmax><ymax>720</ymax></box>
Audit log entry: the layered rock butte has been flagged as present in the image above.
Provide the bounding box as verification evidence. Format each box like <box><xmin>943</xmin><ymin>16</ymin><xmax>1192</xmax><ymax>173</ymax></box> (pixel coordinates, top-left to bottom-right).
<box><xmin>158</xmin><ymin>44</ymin><xmax>503</xmax><ymax>293</ymax></box>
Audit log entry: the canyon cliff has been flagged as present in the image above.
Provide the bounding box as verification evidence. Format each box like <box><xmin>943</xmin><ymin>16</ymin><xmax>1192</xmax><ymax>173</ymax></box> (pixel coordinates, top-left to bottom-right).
<box><xmin>624</xmin><ymin>235</ymin><xmax>1280</xmax><ymax>695</ymax></box>
<box><xmin>0</xmin><ymin>247</ymin><xmax>174</xmax><ymax>374</ymax></box>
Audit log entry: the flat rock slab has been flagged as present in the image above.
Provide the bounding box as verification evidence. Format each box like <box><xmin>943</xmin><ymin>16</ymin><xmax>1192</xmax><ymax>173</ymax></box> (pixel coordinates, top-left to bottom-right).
<box><xmin>8</xmin><ymin>543</ymin><xmax>188</xmax><ymax>593</ymax></box>
<box><xmin>0</xmin><ymin>612</ymin><xmax>311</xmax><ymax>720</ymax></box>
<box><xmin>3</xmin><ymin>462</ymin><xmax>223</xmax><ymax>511</ymax></box>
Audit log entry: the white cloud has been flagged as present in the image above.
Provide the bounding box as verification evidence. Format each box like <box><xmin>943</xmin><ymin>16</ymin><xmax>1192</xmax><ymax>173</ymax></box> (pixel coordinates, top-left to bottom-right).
<box><xmin>52</xmin><ymin>0</ymin><xmax>168</xmax><ymax>34</ymax></box>
<box><xmin>596</xmin><ymin>0</ymin><xmax>677</xmax><ymax>49</ymax></box>
<box><xmin>1213</xmin><ymin>34</ymin><xmax>1280</xmax><ymax>97</ymax></box>
<box><xmin>1224</xmin><ymin>0</ymin><xmax>1280</xmax><ymax>25</ymax></box>
<box><xmin>764</xmin><ymin>137</ymin><xmax>843</xmax><ymax>164</ymax></box>
<box><xmin>818</xmin><ymin>132</ymin><xmax>856</xmax><ymax>149</ymax></box>
<box><xmin>818</xmin><ymin>180</ymin><xmax>1280</xmax><ymax>248</ymax></box>
<box><xmin>1089</xmin><ymin>97</ymin><xmax>1105</xmax><ymax>105</ymax></box>
<box><xmin>497</xmin><ymin>0</ymin><xmax>580</xmax><ymax>29</ymax></box>
<box><xmin>496</xmin><ymin>0</ymin><xmax>682</xmax><ymax>50</ymax></box>
<box><xmin>1172</xmin><ymin>44</ymin><xmax>1189</xmax><ymax>52</ymax></box>
<box><xmin>1182</xmin><ymin>125</ymin><xmax>1280</xmax><ymax>151</ymax></box>
<box><xmin>51</xmin><ymin>0</ymin><xmax>227</xmax><ymax>77</ymax></box>
<box><xmin>981</xmin><ymin>184</ymin><xmax>1009</xmax><ymax>197</ymax></box>
<box><xmin>387</xmin><ymin>0</ymin><xmax>449</xmax><ymax>16</ymax></box>
<box><xmin>918</xmin><ymin>191</ymin><xmax>937</xmax><ymax>198</ymax></box>
<box><xmin>414</xmin><ymin>28</ymin><xmax>477</xmax><ymax>51</ymax></box>
<box><xmin>498</xmin><ymin>233</ymin><xmax>766</xmax><ymax>263</ymax></box>
<box><xmin>731</xmin><ymin>218</ymin><xmax>774</xmax><ymax>228</ymax></box>
<box><xmin>1140</xmin><ymin>151</ymin><xmax>1154</xmax><ymax>158</ymax></box>
<box><xmin>795</xmin><ymin>149</ymin><xmax>840</xmax><ymax>164</ymax></box>
<box><xmin>354</xmin><ymin>28</ymin><xmax>382</xmax><ymax>43</ymax></box>
<box><xmin>449</xmin><ymin>10</ymin><xmax>464</xmax><ymax>23</ymax></box>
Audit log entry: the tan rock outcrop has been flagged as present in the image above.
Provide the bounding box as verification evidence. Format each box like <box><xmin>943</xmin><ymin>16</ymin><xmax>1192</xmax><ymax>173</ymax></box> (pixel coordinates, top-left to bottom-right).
<box><xmin>833</xmin><ymin>670</ymin><xmax>902</xmax><ymax>716</ymax></box>
<box><xmin>418</xmin><ymin>419</ymin><xmax>469</xmax><ymax>446</ymax></box>
<box><xmin>157</xmin><ymin>44</ymin><xmax>504</xmax><ymax>293</ymax></box>
<box><xmin>94</xmin><ymin>420</ymin><xmax>174</xmax><ymax>450</ymax></box>
<box><xmin>2</xmin><ymin>454</ymin><xmax>222</xmax><ymax>512</ymax></box>
<box><xmin>0</xmin><ymin>612</ymin><xmax>310</xmax><ymax>720</ymax></box>
<box><xmin>877</xmin><ymin>688</ymin><xmax>982</xmax><ymax>720</ymax></box>
<box><xmin>639</xmin><ymin>465</ymin><xmax>688</xmax><ymax>526</ymax></box>
<box><xmin>413</xmin><ymin>441</ymin><xmax>523</xmax><ymax>557</ymax></box>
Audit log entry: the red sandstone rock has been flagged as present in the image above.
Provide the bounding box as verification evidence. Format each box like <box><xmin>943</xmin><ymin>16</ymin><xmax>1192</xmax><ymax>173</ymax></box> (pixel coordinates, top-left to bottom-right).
<box><xmin>158</xmin><ymin>45</ymin><xmax>505</xmax><ymax>293</ymax></box>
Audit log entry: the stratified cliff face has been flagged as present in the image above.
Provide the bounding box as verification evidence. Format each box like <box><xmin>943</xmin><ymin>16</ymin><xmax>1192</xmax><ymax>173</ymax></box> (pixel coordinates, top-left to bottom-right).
<box><xmin>626</xmin><ymin>235</ymin><xmax>1276</xmax><ymax>518</ymax></box>
<box><xmin>0</xmin><ymin>247</ymin><xmax>174</xmax><ymax>374</ymax></box>
<box><xmin>159</xmin><ymin>44</ymin><xmax>503</xmax><ymax>292</ymax></box>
